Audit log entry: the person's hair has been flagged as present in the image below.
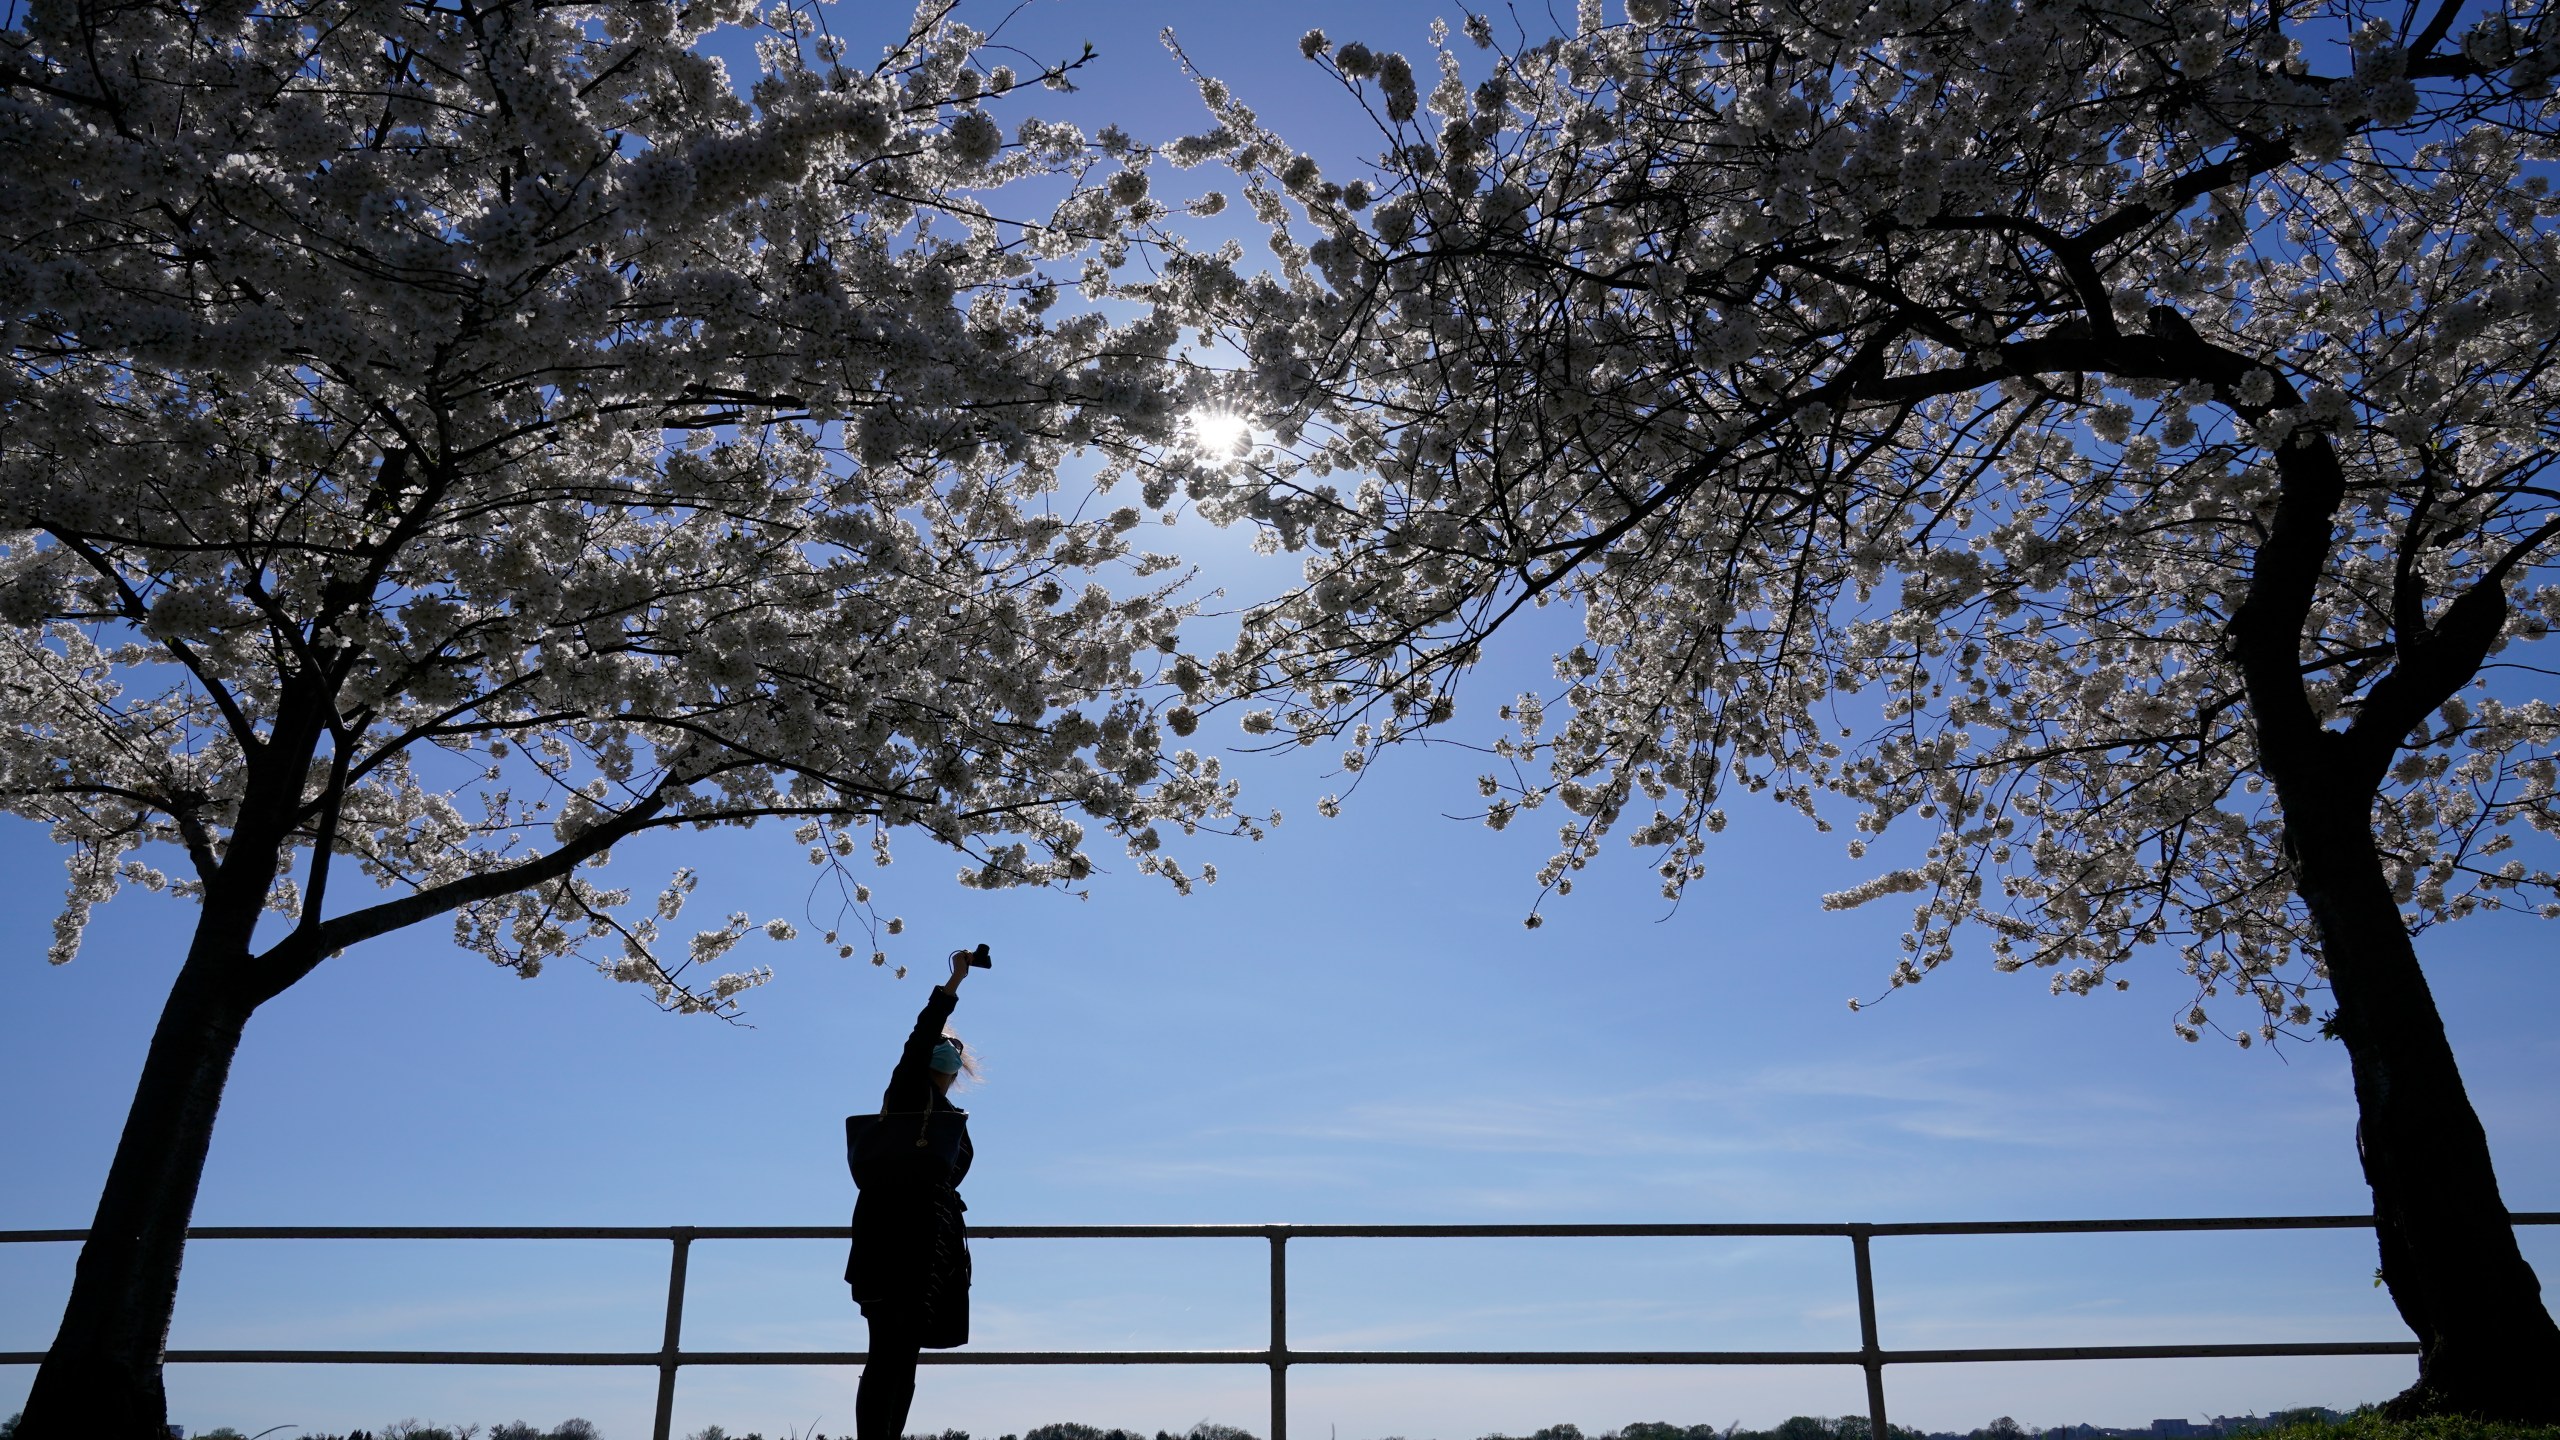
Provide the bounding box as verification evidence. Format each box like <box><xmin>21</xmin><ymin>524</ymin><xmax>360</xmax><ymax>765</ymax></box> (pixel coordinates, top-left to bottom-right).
<box><xmin>939</xmin><ymin>1027</ymin><xmax>983</xmax><ymax>1084</ymax></box>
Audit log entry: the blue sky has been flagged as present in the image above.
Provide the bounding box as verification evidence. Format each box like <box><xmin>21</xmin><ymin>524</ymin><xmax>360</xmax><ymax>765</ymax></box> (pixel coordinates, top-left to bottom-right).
<box><xmin>5</xmin><ymin>2</ymin><xmax>2559</xmax><ymax>1437</ymax></box>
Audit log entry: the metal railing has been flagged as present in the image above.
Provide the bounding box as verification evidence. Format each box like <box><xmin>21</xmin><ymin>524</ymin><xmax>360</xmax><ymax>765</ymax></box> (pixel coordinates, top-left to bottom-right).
<box><xmin>9</xmin><ymin>1214</ymin><xmax>2552</xmax><ymax>1440</ymax></box>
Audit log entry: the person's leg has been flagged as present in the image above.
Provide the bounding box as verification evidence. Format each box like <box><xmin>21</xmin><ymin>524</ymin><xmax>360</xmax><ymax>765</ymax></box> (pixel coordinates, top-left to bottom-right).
<box><xmin>857</xmin><ymin>1311</ymin><xmax>922</xmax><ymax>1440</ymax></box>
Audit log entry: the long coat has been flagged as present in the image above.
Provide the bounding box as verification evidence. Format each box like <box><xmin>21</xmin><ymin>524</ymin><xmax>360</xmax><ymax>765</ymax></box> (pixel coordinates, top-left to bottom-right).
<box><xmin>844</xmin><ymin>984</ymin><xmax>973</xmax><ymax>1347</ymax></box>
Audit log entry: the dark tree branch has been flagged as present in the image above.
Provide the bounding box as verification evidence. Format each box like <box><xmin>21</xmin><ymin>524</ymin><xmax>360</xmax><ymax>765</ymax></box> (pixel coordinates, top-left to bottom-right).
<box><xmin>2346</xmin><ymin>514</ymin><xmax>2560</xmax><ymax>775</ymax></box>
<box><xmin>245</xmin><ymin>777</ymin><xmax>677</xmax><ymax>1004</ymax></box>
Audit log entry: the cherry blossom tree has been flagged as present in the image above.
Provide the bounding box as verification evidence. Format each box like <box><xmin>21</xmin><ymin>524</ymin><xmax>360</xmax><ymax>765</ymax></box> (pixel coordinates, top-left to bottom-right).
<box><xmin>1164</xmin><ymin>0</ymin><xmax>2560</xmax><ymax>1419</ymax></box>
<box><xmin>0</xmin><ymin>0</ymin><xmax>1237</xmax><ymax>1429</ymax></box>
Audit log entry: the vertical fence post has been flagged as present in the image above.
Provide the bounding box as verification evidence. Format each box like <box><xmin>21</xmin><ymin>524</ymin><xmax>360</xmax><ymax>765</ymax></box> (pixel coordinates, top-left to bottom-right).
<box><xmin>652</xmin><ymin>1226</ymin><xmax>696</xmax><ymax>1440</ymax></box>
<box><xmin>1850</xmin><ymin>1227</ymin><xmax>1888</xmax><ymax>1440</ymax></box>
<box><xmin>1268</xmin><ymin>1229</ymin><xmax>1289</xmax><ymax>1440</ymax></box>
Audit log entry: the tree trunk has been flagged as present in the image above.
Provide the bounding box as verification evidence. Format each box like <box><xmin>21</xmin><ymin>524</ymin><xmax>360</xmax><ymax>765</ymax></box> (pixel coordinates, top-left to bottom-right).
<box><xmin>15</xmin><ymin>926</ymin><xmax>258</xmax><ymax>1440</ymax></box>
<box><xmin>2279</xmin><ymin>774</ymin><xmax>2560</xmax><ymax>1422</ymax></box>
<box><xmin>2191</xmin><ymin>334</ymin><xmax>2560</xmax><ymax>1421</ymax></box>
<box><xmin>16</xmin><ymin>690</ymin><xmax>338</xmax><ymax>1438</ymax></box>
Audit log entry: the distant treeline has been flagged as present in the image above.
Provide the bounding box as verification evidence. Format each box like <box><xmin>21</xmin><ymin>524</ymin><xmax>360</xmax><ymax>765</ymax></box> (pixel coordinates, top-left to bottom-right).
<box><xmin>1463</xmin><ymin>1420</ymin><xmax>1925</xmax><ymax>1440</ymax></box>
<box><xmin>0</xmin><ymin>1420</ymin><xmax>602</xmax><ymax>1440</ymax></box>
<box><xmin>0</xmin><ymin>1411</ymin><xmax>2344</xmax><ymax>1440</ymax></box>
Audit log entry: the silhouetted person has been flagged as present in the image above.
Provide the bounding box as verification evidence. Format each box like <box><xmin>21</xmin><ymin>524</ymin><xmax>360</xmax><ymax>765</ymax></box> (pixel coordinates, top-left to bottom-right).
<box><xmin>846</xmin><ymin>946</ymin><xmax>983</xmax><ymax>1440</ymax></box>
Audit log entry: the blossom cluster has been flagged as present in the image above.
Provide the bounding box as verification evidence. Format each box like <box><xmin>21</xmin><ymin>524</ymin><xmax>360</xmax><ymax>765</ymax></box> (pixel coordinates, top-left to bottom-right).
<box><xmin>0</xmin><ymin>0</ymin><xmax>1229</xmax><ymax>1009</ymax></box>
<box><xmin>1161</xmin><ymin>0</ymin><xmax>2560</xmax><ymax>1043</ymax></box>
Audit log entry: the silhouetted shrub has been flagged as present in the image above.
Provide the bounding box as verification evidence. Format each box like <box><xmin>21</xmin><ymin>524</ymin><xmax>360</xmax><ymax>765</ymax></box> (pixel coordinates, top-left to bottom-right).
<box><xmin>1023</xmin><ymin>1423</ymin><xmax>1146</xmax><ymax>1440</ymax></box>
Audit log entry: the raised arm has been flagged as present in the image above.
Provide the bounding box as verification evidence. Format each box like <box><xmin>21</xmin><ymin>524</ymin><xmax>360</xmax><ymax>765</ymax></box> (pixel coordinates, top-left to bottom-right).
<box><xmin>876</xmin><ymin>949</ymin><xmax>973</xmax><ymax>1114</ymax></box>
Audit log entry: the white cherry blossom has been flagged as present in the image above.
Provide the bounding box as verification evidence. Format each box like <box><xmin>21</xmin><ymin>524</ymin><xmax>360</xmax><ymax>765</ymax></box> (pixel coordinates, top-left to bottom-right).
<box><xmin>1161</xmin><ymin>0</ymin><xmax>2560</xmax><ymax>1420</ymax></box>
<box><xmin>0</xmin><ymin>0</ymin><xmax>1232</xmax><ymax>1428</ymax></box>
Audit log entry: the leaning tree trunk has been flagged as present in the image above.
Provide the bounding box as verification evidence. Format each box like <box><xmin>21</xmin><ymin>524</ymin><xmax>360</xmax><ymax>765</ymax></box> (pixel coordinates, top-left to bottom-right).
<box><xmin>12</xmin><ymin>698</ymin><xmax>331</xmax><ymax>1440</ymax></box>
<box><xmin>2277</xmin><ymin>773</ymin><xmax>2560</xmax><ymax>1423</ymax></box>
<box><xmin>15</xmin><ymin>923</ymin><xmax>260</xmax><ymax>1440</ymax></box>
<box><xmin>2153</xmin><ymin>318</ymin><xmax>2560</xmax><ymax>1421</ymax></box>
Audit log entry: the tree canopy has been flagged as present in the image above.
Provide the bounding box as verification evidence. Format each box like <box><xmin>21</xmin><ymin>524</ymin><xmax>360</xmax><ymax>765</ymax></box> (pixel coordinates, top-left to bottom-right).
<box><xmin>1159</xmin><ymin>0</ymin><xmax>2560</xmax><ymax>1418</ymax></box>
<box><xmin>1172</xmin><ymin>0</ymin><xmax>2560</xmax><ymax>1041</ymax></box>
<box><xmin>0</xmin><ymin>0</ymin><xmax>1237</xmax><ymax>1011</ymax></box>
<box><xmin>0</xmin><ymin>0</ymin><xmax>1239</xmax><ymax>1427</ymax></box>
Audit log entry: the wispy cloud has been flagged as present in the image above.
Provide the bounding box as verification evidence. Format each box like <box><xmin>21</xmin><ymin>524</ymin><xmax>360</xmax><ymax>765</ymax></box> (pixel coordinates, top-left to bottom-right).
<box><xmin>1137</xmin><ymin>1051</ymin><xmax>2345</xmax><ymax>1172</ymax></box>
<box><xmin>1018</xmin><ymin>1047</ymin><xmax>2364</xmax><ymax>1225</ymax></box>
<box><xmin>167</xmin><ymin>1283</ymin><xmax>660</xmax><ymax>1348</ymax></box>
<box><xmin>1271</xmin><ymin>1098</ymin><xmax>1739</xmax><ymax>1159</ymax></box>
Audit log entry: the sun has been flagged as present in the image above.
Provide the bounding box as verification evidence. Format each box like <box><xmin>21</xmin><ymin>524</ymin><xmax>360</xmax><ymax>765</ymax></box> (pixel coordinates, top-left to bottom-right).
<box><xmin>1184</xmin><ymin>409</ymin><xmax>1254</xmax><ymax>459</ymax></box>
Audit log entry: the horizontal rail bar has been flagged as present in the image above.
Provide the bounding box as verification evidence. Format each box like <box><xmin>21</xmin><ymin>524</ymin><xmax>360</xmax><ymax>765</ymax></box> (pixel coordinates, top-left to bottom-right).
<box><xmin>1858</xmin><ymin>1217</ymin><xmax>2555</xmax><ymax>1237</ymax></box>
<box><xmin>1876</xmin><ymin>1342</ymin><xmax>2422</xmax><ymax>1363</ymax></box>
<box><xmin>1274</xmin><ymin>1342</ymin><xmax>1863</xmax><ymax>1352</ymax></box>
<box><xmin>1247</xmin><ymin>1344</ymin><xmax>2427</xmax><ymax>1365</ymax></box>
<box><xmin>4</xmin><ymin>1215</ymin><xmax>2554</xmax><ymax>1244</ymax></box>
<box><xmin>0</xmin><ymin>1341</ymin><xmax>2426</xmax><ymax>1369</ymax></box>
<box><xmin>0</xmin><ymin>1350</ymin><xmax>1301</xmax><ymax>1368</ymax></box>
<box><xmin>160</xmin><ymin>1342</ymin><xmax>660</xmax><ymax>1352</ymax></box>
